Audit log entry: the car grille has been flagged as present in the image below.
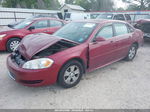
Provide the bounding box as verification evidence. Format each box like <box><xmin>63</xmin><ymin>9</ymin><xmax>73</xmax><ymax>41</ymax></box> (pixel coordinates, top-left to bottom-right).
<box><xmin>11</xmin><ymin>50</ymin><xmax>27</xmax><ymax>66</ymax></box>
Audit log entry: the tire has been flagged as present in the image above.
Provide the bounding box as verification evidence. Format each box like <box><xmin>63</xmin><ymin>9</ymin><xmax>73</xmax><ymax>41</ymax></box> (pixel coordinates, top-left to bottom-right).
<box><xmin>125</xmin><ymin>44</ymin><xmax>138</xmax><ymax>61</ymax></box>
<box><xmin>58</xmin><ymin>60</ymin><xmax>84</xmax><ymax>88</ymax></box>
<box><xmin>6</xmin><ymin>38</ymin><xmax>21</xmax><ymax>52</ymax></box>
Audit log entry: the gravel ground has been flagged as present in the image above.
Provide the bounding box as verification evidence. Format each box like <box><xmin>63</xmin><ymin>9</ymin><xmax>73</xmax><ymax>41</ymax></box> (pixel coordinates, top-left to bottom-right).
<box><xmin>0</xmin><ymin>40</ymin><xmax>150</xmax><ymax>109</ymax></box>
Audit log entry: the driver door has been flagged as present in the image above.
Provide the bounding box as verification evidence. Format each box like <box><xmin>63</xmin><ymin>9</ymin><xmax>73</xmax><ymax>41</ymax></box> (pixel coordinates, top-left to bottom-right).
<box><xmin>89</xmin><ymin>24</ymin><xmax>117</xmax><ymax>71</ymax></box>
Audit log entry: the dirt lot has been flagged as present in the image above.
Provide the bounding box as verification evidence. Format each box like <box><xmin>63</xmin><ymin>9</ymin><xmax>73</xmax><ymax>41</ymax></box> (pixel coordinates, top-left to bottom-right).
<box><xmin>0</xmin><ymin>40</ymin><xmax>150</xmax><ymax>109</ymax></box>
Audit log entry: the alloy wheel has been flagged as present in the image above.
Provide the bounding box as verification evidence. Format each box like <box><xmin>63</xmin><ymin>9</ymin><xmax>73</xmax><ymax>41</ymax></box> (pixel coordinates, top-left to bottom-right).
<box><xmin>128</xmin><ymin>46</ymin><xmax>136</xmax><ymax>60</ymax></box>
<box><xmin>64</xmin><ymin>65</ymin><xmax>80</xmax><ymax>85</ymax></box>
<box><xmin>10</xmin><ymin>40</ymin><xmax>20</xmax><ymax>51</ymax></box>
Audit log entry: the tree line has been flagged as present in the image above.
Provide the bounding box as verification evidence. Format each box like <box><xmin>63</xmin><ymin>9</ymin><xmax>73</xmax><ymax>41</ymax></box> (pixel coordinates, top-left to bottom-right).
<box><xmin>0</xmin><ymin>0</ymin><xmax>60</xmax><ymax>10</ymax></box>
<box><xmin>0</xmin><ymin>0</ymin><xmax>150</xmax><ymax>11</ymax></box>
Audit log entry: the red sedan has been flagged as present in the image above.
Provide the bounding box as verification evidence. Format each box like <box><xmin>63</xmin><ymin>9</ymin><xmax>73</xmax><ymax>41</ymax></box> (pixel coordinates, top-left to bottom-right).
<box><xmin>0</xmin><ymin>18</ymin><xmax>65</xmax><ymax>52</ymax></box>
<box><xmin>7</xmin><ymin>20</ymin><xmax>143</xmax><ymax>88</ymax></box>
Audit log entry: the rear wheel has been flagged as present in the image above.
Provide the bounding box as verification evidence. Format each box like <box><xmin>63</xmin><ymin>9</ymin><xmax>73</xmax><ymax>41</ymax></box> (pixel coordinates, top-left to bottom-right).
<box><xmin>6</xmin><ymin>38</ymin><xmax>21</xmax><ymax>52</ymax></box>
<box><xmin>125</xmin><ymin>44</ymin><xmax>138</xmax><ymax>61</ymax></box>
<box><xmin>58</xmin><ymin>60</ymin><xmax>83</xmax><ymax>88</ymax></box>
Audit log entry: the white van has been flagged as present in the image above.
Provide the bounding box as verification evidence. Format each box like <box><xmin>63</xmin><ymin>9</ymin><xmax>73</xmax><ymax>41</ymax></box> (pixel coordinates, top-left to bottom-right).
<box><xmin>64</xmin><ymin>12</ymin><xmax>90</xmax><ymax>21</ymax></box>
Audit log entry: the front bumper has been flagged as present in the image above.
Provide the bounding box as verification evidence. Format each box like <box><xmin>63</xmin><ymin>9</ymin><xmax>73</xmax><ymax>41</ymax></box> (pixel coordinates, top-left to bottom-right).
<box><xmin>7</xmin><ymin>55</ymin><xmax>60</xmax><ymax>87</ymax></box>
<box><xmin>0</xmin><ymin>40</ymin><xmax>6</xmax><ymax>51</ymax></box>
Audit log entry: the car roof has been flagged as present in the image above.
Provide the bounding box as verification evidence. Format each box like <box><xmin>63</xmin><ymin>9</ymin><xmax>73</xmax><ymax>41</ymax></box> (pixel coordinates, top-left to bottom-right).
<box><xmin>74</xmin><ymin>19</ymin><xmax>127</xmax><ymax>24</ymax></box>
<box><xmin>32</xmin><ymin>17</ymin><xmax>63</xmax><ymax>21</ymax></box>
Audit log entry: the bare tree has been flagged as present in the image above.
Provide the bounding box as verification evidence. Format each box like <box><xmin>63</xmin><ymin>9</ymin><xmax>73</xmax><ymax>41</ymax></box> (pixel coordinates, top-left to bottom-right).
<box><xmin>122</xmin><ymin>0</ymin><xmax>150</xmax><ymax>10</ymax></box>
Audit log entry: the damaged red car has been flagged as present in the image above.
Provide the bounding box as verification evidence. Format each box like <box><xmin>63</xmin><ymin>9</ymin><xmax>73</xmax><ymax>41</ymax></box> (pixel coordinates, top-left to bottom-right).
<box><xmin>7</xmin><ymin>20</ymin><xmax>143</xmax><ymax>88</ymax></box>
<box><xmin>134</xmin><ymin>19</ymin><xmax>150</xmax><ymax>39</ymax></box>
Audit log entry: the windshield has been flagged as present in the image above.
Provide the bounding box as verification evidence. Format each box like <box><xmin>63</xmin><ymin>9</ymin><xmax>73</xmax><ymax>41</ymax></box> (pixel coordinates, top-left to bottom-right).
<box><xmin>97</xmin><ymin>14</ymin><xmax>113</xmax><ymax>19</ymax></box>
<box><xmin>53</xmin><ymin>22</ymin><xmax>97</xmax><ymax>43</ymax></box>
<box><xmin>13</xmin><ymin>19</ymin><xmax>33</xmax><ymax>29</ymax></box>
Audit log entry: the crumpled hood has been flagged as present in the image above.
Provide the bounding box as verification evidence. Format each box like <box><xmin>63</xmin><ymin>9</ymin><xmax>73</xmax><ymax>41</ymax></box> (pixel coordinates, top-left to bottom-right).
<box><xmin>19</xmin><ymin>33</ymin><xmax>61</xmax><ymax>60</ymax></box>
<box><xmin>0</xmin><ymin>26</ymin><xmax>14</xmax><ymax>33</ymax></box>
<box><xmin>137</xmin><ymin>19</ymin><xmax>150</xmax><ymax>24</ymax></box>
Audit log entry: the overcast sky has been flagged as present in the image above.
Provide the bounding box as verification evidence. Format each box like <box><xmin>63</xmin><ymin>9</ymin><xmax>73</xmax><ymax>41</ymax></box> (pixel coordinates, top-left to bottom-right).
<box><xmin>58</xmin><ymin>0</ymin><xmax>127</xmax><ymax>9</ymax></box>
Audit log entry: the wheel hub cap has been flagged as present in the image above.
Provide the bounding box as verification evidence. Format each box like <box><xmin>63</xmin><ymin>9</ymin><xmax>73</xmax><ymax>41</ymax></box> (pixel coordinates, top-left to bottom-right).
<box><xmin>129</xmin><ymin>46</ymin><xmax>136</xmax><ymax>59</ymax></box>
<box><xmin>10</xmin><ymin>40</ymin><xmax>20</xmax><ymax>51</ymax></box>
<box><xmin>64</xmin><ymin>65</ymin><xmax>80</xmax><ymax>85</ymax></box>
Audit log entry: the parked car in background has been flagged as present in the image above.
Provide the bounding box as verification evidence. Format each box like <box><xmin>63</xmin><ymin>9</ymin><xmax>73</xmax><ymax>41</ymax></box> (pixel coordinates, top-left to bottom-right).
<box><xmin>90</xmin><ymin>13</ymin><xmax>100</xmax><ymax>19</ymax></box>
<box><xmin>134</xmin><ymin>19</ymin><xmax>150</xmax><ymax>39</ymax></box>
<box><xmin>7</xmin><ymin>20</ymin><xmax>143</xmax><ymax>88</ymax></box>
<box><xmin>130</xmin><ymin>14</ymin><xmax>150</xmax><ymax>25</ymax></box>
<box><xmin>0</xmin><ymin>18</ymin><xmax>65</xmax><ymax>52</ymax></box>
<box><xmin>8</xmin><ymin>14</ymin><xmax>60</xmax><ymax>28</ymax></box>
<box><xmin>64</xmin><ymin>12</ymin><xmax>90</xmax><ymax>21</ymax></box>
<box><xmin>96</xmin><ymin>13</ymin><xmax>132</xmax><ymax>23</ymax></box>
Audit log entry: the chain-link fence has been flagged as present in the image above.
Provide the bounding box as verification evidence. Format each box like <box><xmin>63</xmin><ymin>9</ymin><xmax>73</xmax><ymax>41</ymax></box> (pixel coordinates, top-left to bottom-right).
<box><xmin>0</xmin><ymin>7</ymin><xmax>59</xmax><ymax>26</ymax></box>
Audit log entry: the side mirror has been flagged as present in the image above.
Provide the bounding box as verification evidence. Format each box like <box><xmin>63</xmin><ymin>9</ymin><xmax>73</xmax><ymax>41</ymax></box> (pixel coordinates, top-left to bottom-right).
<box><xmin>94</xmin><ymin>36</ymin><xmax>105</xmax><ymax>42</ymax></box>
<box><xmin>28</xmin><ymin>26</ymin><xmax>35</xmax><ymax>31</ymax></box>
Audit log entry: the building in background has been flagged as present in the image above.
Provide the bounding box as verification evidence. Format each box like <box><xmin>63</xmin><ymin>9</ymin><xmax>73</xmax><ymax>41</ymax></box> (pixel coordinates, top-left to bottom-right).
<box><xmin>60</xmin><ymin>4</ymin><xmax>85</xmax><ymax>18</ymax></box>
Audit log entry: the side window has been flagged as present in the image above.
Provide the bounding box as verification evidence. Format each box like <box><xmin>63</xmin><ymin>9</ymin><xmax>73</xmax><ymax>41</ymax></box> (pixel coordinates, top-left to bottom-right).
<box><xmin>125</xmin><ymin>14</ymin><xmax>131</xmax><ymax>20</ymax></box>
<box><xmin>114</xmin><ymin>14</ymin><xmax>125</xmax><ymax>20</ymax></box>
<box><xmin>50</xmin><ymin>20</ymin><xmax>63</xmax><ymax>27</ymax></box>
<box><xmin>33</xmin><ymin>20</ymin><xmax>48</xmax><ymax>29</ymax></box>
<box><xmin>96</xmin><ymin>25</ymin><xmax>113</xmax><ymax>39</ymax></box>
<box><xmin>127</xmin><ymin>24</ymin><xmax>134</xmax><ymax>33</ymax></box>
<box><xmin>65</xmin><ymin>13</ymin><xmax>71</xmax><ymax>19</ymax></box>
<box><xmin>114</xmin><ymin>23</ymin><xmax>128</xmax><ymax>36</ymax></box>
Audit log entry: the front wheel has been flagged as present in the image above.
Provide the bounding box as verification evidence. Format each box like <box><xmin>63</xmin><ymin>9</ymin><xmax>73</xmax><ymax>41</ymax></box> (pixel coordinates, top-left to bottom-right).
<box><xmin>125</xmin><ymin>44</ymin><xmax>138</xmax><ymax>61</ymax></box>
<box><xmin>6</xmin><ymin>38</ymin><xmax>21</xmax><ymax>52</ymax></box>
<box><xmin>58</xmin><ymin>60</ymin><xmax>84</xmax><ymax>88</ymax></box>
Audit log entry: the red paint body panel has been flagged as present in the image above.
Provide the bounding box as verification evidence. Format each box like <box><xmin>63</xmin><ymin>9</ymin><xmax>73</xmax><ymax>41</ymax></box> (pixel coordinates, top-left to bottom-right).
<box><xmin>0</xmin><ymin>18</ymin><xmax>65</xmax><ymax>51</ymax></box>
<box><xmin>136</xmin><ymin>19</ymin><xmax>150</xmax><ymax>24</ymax></box>
<box><xmin>7</xmin><ymin>20</ymin><xmax>143</xmax><ymax>87</ymax></box>
<box><xmin>19</xmin><ymin>34</ymin><xmax>62</xmax><ymax>60</ymax></box>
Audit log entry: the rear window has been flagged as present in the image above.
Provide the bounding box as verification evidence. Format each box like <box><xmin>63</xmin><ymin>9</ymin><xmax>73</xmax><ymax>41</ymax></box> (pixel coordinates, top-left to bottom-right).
<box><xmin>114</xmin><ymin>23</ymin><xmax>128</xmax><ymax>36</ymax></box>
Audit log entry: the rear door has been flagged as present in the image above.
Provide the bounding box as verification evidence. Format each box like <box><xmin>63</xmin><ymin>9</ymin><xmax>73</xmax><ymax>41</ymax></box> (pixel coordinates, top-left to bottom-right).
<box><xmin>89</xmin><ymin>24</ymin><xmax>117</xmax><ymax>70</ymax></box>
<box><xmin>113</xmin><ymin>23</ymin><xmax>132</xmax><ymax>59</ymax></box>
